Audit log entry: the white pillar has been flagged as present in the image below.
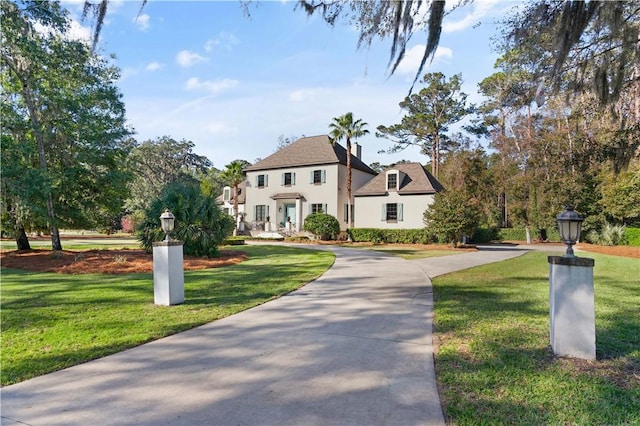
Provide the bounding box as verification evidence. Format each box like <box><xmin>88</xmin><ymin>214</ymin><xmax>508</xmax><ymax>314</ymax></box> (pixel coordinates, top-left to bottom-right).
<box><xmin>153</xmin><ymin>241</ymin><xmax>185</xmax><ymax>305</ymax></box>
<box><xmin>295</xmin><ymin>198</ymin><xmax>301</xmax><ymax>231</ymax></box>
<box><xmin>548</xmin><ymin>256</ymin><xmax>596</xmax><ymax>360</ymax></box>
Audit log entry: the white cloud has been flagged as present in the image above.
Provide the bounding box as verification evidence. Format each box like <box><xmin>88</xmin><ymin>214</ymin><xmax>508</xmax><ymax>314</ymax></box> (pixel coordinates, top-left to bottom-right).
<box><xmin>442</xmin><ymin>0</ymin><xmax>507</xmax><ymax>33</ymax></box>
<box><xmin>288</xmin><ymin>89</ymin><xmax>322</xmax><ymax>102</ymax></box>
<box><xmin>133</xmin><ymin>13</ymin><xmax>150</xmax><ymax>31</ymax></box>
<box><xmin>176</xmin><ymin>50</ymin><xmax>208</xmax><ymax>67</ymax></box>
<box><xmin>33</xmin><ymin>18</ymin><xmax>92</xmax><ymax>44</ymax></box>
<box><xmin>145</xmin><ymin>61</ymin><xmax>163</xmax><ymax>71</ymax></box>
<box><xmin>204</xmin><ymin>32</ymin><xmax>239</xmax><ymax>52</ymax></box>
<box><xmin>185</xmin><ymin>77</ymin><xmax>239</xmax><ymax>94</ymax></box>
<box><xmin>394</xmin><ymin>45</ymin><xmax>453</xmax><ymax>76</ymax></box>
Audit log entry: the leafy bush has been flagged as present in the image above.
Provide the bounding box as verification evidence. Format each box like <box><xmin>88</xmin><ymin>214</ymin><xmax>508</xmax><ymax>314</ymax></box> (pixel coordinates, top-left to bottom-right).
<box><xmin>349</xmin><ymin>228</ymin><xmax>434</xmax><ymax>244</ymax></box>
<box><xmin>223</xmin><ymin>237</ymin><xmax>246</xmax><ymax>246</ymax></box>
<box><xmin>423</xmin><ymin>190</ymin><xmax>481</xmax><ymax>247</ymax></box>
<box><xmin>471</xmin><ymin>228</ymin><xmax>500</xmax><ymax>243</ymax></box>
<box><xmin>137</xmin><ymin>181</ymin><xmax>234</xmax><ymax>257</ymax></box>
<box><xmin>496</xmin><ymin>227</ymin><xmax>560</xmax><ymax>242</ymax></box>
<box><xmin>303</xmin><ymin>213</ymin><xmax>340</xmax><ymax>240</ymax></box>
<box><xmin>625</xmin><ymin>227</ymin><xmax>640</xmax><ymax>247</ymax></box>
<box><xmin>587</xmin><ymin>223</ymin><xmax>627</xmax><ymax>246</ymax></box>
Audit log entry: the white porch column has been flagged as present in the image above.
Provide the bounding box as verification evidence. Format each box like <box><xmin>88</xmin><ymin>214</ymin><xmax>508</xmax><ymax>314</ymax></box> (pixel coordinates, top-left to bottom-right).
<box><xmin>295</xmin><ymin>198</ymin><xmax>301</xmax><ymax>231</ymax></box>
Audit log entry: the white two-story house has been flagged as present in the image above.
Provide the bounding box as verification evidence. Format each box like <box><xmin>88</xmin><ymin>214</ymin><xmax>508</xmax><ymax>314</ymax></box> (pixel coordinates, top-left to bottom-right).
<box><xmin>243</xmin><ymin>135</ymin><xmax>377</xmax><ymax>232</ymax></box>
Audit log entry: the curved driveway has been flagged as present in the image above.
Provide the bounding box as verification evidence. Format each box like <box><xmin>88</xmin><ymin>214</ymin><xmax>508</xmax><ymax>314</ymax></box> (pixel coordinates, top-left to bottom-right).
<box><xmin>1</xmin><ymin>245</ymin><xmax>529</xmax><ymax>426</ymax></box>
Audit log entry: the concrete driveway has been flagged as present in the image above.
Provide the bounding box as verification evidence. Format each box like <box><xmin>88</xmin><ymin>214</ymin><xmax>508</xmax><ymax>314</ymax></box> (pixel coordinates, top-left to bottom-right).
<box><xmin>1</xmin><ymin>245</ymin><xmax>529</xmax><ymax>426</ymax></box>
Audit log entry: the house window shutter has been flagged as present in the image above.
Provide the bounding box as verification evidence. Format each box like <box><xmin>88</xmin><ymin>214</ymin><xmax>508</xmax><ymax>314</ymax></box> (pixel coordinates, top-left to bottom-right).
<box><xmin>310</xmin><ymin>171</ymin><xmax>314</xmax><ymax>183</ymax></box>
<box><xmin>344</xmin><ymin>204</ymin><xmax>349</xmax><ymax>222</ymax></box>
<box><xmin>381</xmin><ymin>204</ymin><xmax>386</xmax><ymax>221</ymax></box>
<box><xmin>255</xmin><ymin>176</ymin><xmax>258</xmax><ymax>187</ymax></box>
<box><xmin>267</xmin><ymin>205</ymin><xmax>270</xmax><ymax>218</ymax></box>
<box><xmin>322</xmin><ymin>170</ymin><xmax>326</xmax><ymax>183</ymax></box>
<box><xmin>265</xmin><ymin>175</ymin><xmax>268</xmax><ymax>187</ymax></box>
<box><xmin>398</xmin><ymin>203</ymin><xmax>403</xmax><ymax>221</ymax></box>
<box><xmin>254</xmin><ymin>205</ymin><xmax>258</xmax><ymax>221</ymax></box>
<box><xmin>324</xmin><ymin>204</ymin><xmax>327</xmax><ymax>214</ymax></box>
<box><xmin>281</xmin><ymin>173</ymin><xmax>285</xmax><ymax>186</ymax></box>
<box><xmin>292</xmin><ymin>172</ymin><xmax>296</xmax><ymax>185</ymax></box>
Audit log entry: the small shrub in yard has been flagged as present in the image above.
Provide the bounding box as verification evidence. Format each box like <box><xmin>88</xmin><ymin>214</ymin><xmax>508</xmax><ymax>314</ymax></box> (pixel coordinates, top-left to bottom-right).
<box><xmin>303</xmin><ymin>213</ymin><xmax>340</xmax><ymax>240</ymax></box>
<box><xmin>588</xmin><ymin>222</ymin><xmax>627</xmax><ymax>246</ymax></box>
<box><xmin>625</xmin><ymin>227</ymin><xmax>640</xmax><ymax>246</ymax></box>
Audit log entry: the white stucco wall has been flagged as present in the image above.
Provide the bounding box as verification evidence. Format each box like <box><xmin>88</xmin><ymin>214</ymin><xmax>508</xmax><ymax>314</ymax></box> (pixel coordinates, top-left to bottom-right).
<box><xmin>244</xmin><ymin>164</ymin><xmax>374</xmax><ymax>231</ymax></box>
<box><xmin>354</xmin><ymin>193</ymin><xmax>435</xmax><ymax>229</ymax></box>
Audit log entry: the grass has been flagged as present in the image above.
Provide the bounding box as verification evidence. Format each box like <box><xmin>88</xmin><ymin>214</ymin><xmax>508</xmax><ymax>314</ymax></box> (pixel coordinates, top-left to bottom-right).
<box><xmin>0</xmin><ymin>245</ymin><xmax>335</xmax><ymax>385</ymax></box>
<box><xmin>343</xmin><ymin>243</ymin><xmax>461</xmax><ymax>260</ymax></box>
<box><xmin>0</xmin><ymin>237</ymin><xmax>139</xmax><ymax>251</ymax></box>
<box><xmin>432</xmin><ymin>251</ymin><xmax>640</xmax><ymax>425</ymax></box>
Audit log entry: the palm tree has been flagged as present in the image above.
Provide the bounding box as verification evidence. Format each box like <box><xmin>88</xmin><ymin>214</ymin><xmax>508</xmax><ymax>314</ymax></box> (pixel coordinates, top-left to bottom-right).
<box><xmin>329</xmin><ymin>112</ymin><xmax>369</xmax><ymax>234</ymax></box>
<box><xmin>220</xmin><ymin>160</ymin><xmax>246</xmax><ymax>236</ymax></box>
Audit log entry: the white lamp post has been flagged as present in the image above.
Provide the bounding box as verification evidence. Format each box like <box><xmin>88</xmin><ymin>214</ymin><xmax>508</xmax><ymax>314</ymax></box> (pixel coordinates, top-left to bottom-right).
<box><xmin>160</xmin><ymin>209</ymin><xmax>175</xmax><ymax>241</ymax></box>
<box><xmin>556</xmin><ymin>206</ymin><xmax>583</xmax><ymax>257</ymax></box>
<box><xmin>153</xmin><ymin>209</ymin><xmax>184</xmax><ymax>305</ymax></box>
<box><xmin>548</xmin><ymin>205</ymin><xmax>594</xmax><ymax>360</ymax></box>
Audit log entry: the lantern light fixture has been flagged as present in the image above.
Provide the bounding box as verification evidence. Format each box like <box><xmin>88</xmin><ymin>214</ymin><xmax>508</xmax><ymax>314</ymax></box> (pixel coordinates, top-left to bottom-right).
<box><xmin>556</xmin><ymin>205</ymin><xmax>583</xmax><ymax>257</ymax></box>
<box><xmin>160</xmin><ymin>209</ymin><xmax>175</xmax><ymax>241</ymax></box>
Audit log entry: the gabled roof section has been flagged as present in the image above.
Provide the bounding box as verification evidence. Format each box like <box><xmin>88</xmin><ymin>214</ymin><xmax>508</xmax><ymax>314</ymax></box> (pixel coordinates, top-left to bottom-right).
<box><xmin>244</xmin><ymin>135</ymin><xmax>376</xmax><ymax>175</ymax></box>
<box><xmin>215</xmin><ymin>181</ymin><xmax>246</xmax><ymax>204</ymax></box>
<box><xmin>354</xmin><ymin>162</ymin><xmax>444</xmax><ymax>196</ymax></box>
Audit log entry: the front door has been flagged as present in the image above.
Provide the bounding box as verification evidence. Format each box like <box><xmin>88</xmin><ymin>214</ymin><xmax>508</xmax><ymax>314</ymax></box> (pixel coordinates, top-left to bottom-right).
<box><xmin>284</xmin><ymin>204</ymin><xmax>296</xmax><ymax>225</ymax></box>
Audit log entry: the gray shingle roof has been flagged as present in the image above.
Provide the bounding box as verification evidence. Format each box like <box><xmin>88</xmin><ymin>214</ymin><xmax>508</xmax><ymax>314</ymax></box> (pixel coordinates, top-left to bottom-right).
<box><xmin>354</xmin><ymin>162</ymin><xmax>444</xmax><ymax>196</ymax></box>
<box><xmin>244</xmin><ymin>135</ymin><xmax>376</xmax><ymax>175</ymax></box>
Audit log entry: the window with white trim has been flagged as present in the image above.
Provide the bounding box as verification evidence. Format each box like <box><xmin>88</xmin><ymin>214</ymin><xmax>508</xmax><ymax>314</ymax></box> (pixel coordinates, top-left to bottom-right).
<box><xmin>255</xmin><ymin>205</ymin><xmax>268</xmax><ymax>221</ymax></box>
<box><xmin>387</xmin><ymin>173</ymin><xmax>398</xmax><ymax>190</ymax></box>
<box><xmin>344</xmin><ymin>203</ymin><xmax>354</xmax><ymax>222</ymax></box>
<box><xmin>256</xmin><ymin>174</ymin><xmax>268</xmax><ymax>188</ymax></box>
<box><xmin>381</xmin><ymin>203</ymin><xmax>403</xmax><ymax>222</ymax></box>
<box><xmin>311</xmin><ymin>169</ymin><xmax>326</xmax><ymax>185</ymax></box>
<box><xmin>310</xmin><ymin>203</ymin><xmax>327</xmax><ymax>214</ymax></box>
<box><xmin>282</xmin><ymin>172</ymin><xmax>296</xmax><ymax>186</ymax></box>
<box><xmin>223</xmin><ymin>187</ymin><xmax>231</xmax><ymax>202</ymax></box>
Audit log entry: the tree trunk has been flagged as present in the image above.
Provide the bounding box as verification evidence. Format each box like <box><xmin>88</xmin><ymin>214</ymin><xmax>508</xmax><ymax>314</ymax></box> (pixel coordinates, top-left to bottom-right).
<box><xmin>233</xmin><ymin>183</ymin><xmax>239</xmax><ymax>236</ymax></box>
<box><xmin>16</xmin><ymin>225</ymin><xmax>31</xmax><ymax>251</ymax></box>
<box><xmin>346</xmin><ymin>137</ymin><xmax>353</xmax><ymax>240</ymax></box>
<box><xmin>21</xmin><ymin>77</ymin><xmax>63</xmax><ymax>251</ymax></box>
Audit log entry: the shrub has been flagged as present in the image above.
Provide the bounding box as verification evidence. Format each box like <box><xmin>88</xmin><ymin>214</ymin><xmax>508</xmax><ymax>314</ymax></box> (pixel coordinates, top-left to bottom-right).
<box><xmin>349</xmin><ymin>228</ymin><xmax>435</xmax><ymax>244</ymax></box>
<box><xmin>423</xmin><ymin>190</ymin><xmax>481</xmax><ymax>247</ymax></box>
<box><xmin>302</xmin><ymin>213</ymin><xmax>340</xmax><ymax>240</ymax></box>
<box><xmin>223</xmin><ymin>237</ymin><xmax>246</xmax><ymax>246</ymax></box>
<box><xmin>588</xmin><ymin>223</ymin><xmax>627</xmax><ymax>246</ymax></box>
<box><xmin>137</xmin><ymin>181</ymin><xmax>234</xmax><ymax>257</ymax></box>
<box><xmin>625</xmin><ymin>227</ymin><xmax>640</xmax><ymax>247</ymax></box>
<box><xmin>471</xmin><ymin>228</ymin><xmax>500</xmax><ymax>243</ymax></box>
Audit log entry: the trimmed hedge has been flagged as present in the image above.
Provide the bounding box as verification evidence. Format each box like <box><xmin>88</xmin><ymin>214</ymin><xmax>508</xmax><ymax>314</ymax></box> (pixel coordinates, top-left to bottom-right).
<box><xmin>472</xmin><ymin>227</ymin><xmax>561</xmax><ymax>243</ymax></box>
<box><xmin>223</xmin><ymin>237</ymin><xmax>246</xmax><ymax>245</ymax></box>
<box><xmin>625</xmin><ymin>227</ymin><xmax>640</xmax><ymax>247</ymax></box>
<box><xmin>349</xmin><ymin>228</ymin><xmax>435</xmax><ymax>244</ymax></box>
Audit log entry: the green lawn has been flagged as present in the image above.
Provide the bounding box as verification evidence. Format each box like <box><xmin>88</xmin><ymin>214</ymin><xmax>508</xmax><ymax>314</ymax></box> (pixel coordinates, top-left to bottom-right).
<box><xmin>0</xmin><ymin>245</ymin><xmax>334</xmax><ymax>385</ymax></box>
<box><xmin>433</xmin><ymin>251</ymin><xmax>640</xmax><ymax>425</ymax></box>
<box><xmin>345</xmin><ymin>244</ymin><xmax>461</xmax><ymax>260</ymax></box>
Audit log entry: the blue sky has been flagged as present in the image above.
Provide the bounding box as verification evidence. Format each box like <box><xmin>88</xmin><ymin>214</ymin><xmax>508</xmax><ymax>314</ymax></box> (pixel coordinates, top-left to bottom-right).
<box><xmin>61</xmin><ymin>0</ymin><xmax>520</xmax><ymax>169</ymax></box>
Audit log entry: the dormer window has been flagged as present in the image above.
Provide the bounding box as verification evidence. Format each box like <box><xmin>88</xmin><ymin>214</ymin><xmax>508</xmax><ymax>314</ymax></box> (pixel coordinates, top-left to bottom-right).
<box><xmin>387</xmin><ymin>172</ymin><xmax>398</xmax><ymax>190</ymax></box>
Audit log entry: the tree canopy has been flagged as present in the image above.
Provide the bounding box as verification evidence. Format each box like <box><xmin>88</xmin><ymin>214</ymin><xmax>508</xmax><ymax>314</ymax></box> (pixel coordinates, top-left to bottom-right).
<box><xmin>1</xmin><ymin>0</ymin><xmax>132</xmax><ymax>250</ymax></box>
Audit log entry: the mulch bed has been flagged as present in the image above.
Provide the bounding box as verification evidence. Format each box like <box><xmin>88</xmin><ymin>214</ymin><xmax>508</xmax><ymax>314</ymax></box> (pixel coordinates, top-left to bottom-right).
<box><xmin>0</xmin><ymin>249</ymin><xmax>247</xmax><ymax>274</ymax></box>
